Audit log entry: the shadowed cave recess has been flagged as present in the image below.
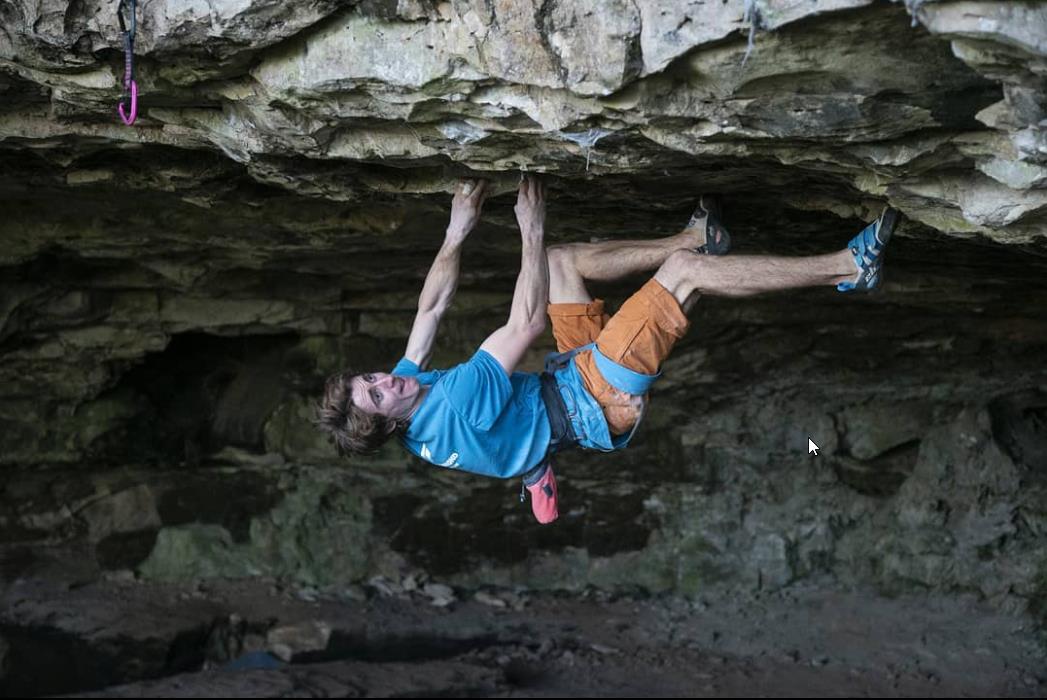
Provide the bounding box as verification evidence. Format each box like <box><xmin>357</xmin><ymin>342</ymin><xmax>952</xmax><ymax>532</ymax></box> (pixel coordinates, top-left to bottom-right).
<box><xmin>1</xmin><ymin>0</ymin><xmax>1046</xmax><ymax>696</ymax></box>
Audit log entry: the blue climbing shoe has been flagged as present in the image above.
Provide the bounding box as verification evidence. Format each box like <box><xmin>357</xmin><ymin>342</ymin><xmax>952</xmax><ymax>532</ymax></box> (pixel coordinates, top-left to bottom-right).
<box><xmin>689</xmin><ymin>194</ymin><xmax>731</xmax><ymax>255</ymax></box>
<box><xmin>836</xmin><ymin>206</ymin><xmax>900</xmax><ymax>293</ymax></box>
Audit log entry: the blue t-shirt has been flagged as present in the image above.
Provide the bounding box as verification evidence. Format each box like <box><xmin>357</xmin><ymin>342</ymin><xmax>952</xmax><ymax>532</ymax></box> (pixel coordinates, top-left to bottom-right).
<box><xmin>391</xmin><ymin>350</ymin><xmax>551</xmax><ymax>479</ymax></box>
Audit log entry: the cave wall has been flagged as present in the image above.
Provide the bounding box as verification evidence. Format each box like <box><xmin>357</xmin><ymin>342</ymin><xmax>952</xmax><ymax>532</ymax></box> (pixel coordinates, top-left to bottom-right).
<box><xmin>1</xmin><ymin>0</ymin><xmax>1046</xmax><ymax>627</ymax></box>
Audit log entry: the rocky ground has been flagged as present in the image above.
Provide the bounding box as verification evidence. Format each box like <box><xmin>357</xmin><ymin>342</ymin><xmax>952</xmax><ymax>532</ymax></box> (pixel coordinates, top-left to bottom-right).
<box><xmin>1</xmin><ymin>573</ymin><xmax>1043</xmax><ymax>698</ymax></box>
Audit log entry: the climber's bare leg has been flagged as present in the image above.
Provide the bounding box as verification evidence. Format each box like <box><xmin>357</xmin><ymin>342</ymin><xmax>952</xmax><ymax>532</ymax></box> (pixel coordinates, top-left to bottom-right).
<box><xmin>654</xmin><ymin>249</ymin><xmax>856</xmax><ymax>311</ymax></box>
<box><xmin>547</xmin><ymin>227</ymin><xmax>707</xmax><ymax>304</ymax></box>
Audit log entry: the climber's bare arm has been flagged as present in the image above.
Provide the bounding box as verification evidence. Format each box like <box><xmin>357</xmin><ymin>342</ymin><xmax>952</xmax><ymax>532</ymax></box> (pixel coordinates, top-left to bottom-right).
<box><xmin>404</xmin><ymin>180</ymin><xmax>489</xmax><ymax>369</ymax></box>
<box><xmin>481</xmin><ymin>176</ymin><xmax>548</xmax><ymax>375</ymax></box>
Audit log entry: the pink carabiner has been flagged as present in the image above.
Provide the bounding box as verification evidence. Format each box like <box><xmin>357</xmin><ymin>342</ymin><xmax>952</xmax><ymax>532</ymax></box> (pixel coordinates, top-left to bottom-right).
<box><xmin>118</xmin><ymin>80</ymin><xmax>138</xmax><ymax>126</ymax></box>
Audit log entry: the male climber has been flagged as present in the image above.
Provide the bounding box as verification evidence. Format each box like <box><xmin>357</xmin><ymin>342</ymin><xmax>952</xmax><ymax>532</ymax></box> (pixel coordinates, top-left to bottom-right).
<box><xmin>318</xmin><ymin>176</ymin><xmax>899</xmax><ymax>523</ymax></box>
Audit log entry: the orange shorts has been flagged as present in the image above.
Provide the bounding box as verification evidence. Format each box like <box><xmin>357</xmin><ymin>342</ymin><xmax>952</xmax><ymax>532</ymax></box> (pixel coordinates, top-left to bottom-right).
<box><xmin>546</xmin><ymin>278</ymin><xmax>689</xmax><ymax>435</ymax></box>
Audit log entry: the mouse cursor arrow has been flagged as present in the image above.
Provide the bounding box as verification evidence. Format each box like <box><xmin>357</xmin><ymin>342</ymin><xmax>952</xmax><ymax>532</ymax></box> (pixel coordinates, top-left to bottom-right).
<box><xmin>808</xmin><ymin>438</ymin><xmax>820</xmax><ymax>455</ymax></box>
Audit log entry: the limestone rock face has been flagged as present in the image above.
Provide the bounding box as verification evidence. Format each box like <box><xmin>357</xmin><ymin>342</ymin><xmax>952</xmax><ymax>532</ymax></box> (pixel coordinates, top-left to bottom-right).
<box><xmin>1</xmin><ymin>0</ymin><xmax>1046</xmax><ymax>631</ymax></box>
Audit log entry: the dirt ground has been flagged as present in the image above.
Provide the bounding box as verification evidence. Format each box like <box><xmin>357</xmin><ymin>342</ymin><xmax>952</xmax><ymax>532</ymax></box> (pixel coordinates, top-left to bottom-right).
<box><xmin>1</xmin><ymin>571</ymin><xmax>1043</xmax><ymax>697</ymax></box>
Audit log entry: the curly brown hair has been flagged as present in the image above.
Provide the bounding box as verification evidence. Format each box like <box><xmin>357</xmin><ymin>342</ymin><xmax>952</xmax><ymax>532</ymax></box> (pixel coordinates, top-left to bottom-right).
<box><xmin>315</xmin><ymin>371</ymin><xmax>405</xmax><ymax>456</ymax></box>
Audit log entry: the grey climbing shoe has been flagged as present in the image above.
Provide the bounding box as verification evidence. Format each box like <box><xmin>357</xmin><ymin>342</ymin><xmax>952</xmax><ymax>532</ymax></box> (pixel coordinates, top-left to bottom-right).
<box><xmin>689</xmin><ymin>194</ymin><xmax>731</xmax><ymax>255</ymax></box>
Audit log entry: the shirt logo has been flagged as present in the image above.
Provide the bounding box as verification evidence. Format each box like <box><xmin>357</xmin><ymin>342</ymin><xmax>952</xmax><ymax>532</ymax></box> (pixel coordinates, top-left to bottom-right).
<box><xmin>420</xmin><ymin>443</ymin><xmax>460</xmax><ymax>469</ymax></box>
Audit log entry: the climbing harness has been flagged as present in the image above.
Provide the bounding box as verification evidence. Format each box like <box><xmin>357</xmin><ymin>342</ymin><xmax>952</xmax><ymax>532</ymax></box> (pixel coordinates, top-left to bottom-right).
<box><xmin>116</xmin><ymin>0</ymin><xmax>138</xmax><ymax>125</ymax></box>
<box><xmin>518</xmin><ymin>344</ymin><xmax>658</xmax><ymax>497</ymax></box>
<box><xmin>547</xmin><ymin>343</ymin><xmax>660</xmax><ymax>396</ymax></box>
<box><xmin>543</xmin><ymin>343</ymin><xmax>656</xmax><ymax>453</ymax></box>
<box><xmin>519</xmin><ymin>371</ymin><xmax>579</xmax><ymax>505</ymax></box>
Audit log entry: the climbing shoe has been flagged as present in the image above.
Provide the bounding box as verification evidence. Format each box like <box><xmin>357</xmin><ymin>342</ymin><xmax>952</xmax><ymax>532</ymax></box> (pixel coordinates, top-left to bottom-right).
<box><xmin>837</xmin><ymin>206</ymin><xmax>900</xmax><ymax>293</ymax></box>
<box><xmin>524</xmin><ymin>462</ymin><xmax>559</xmax><ymax>525</ymax></box>
<box><xmin>689</xmin><ymin>194</ymin><xmax>731</xmax><ymax>255</ymax></box>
